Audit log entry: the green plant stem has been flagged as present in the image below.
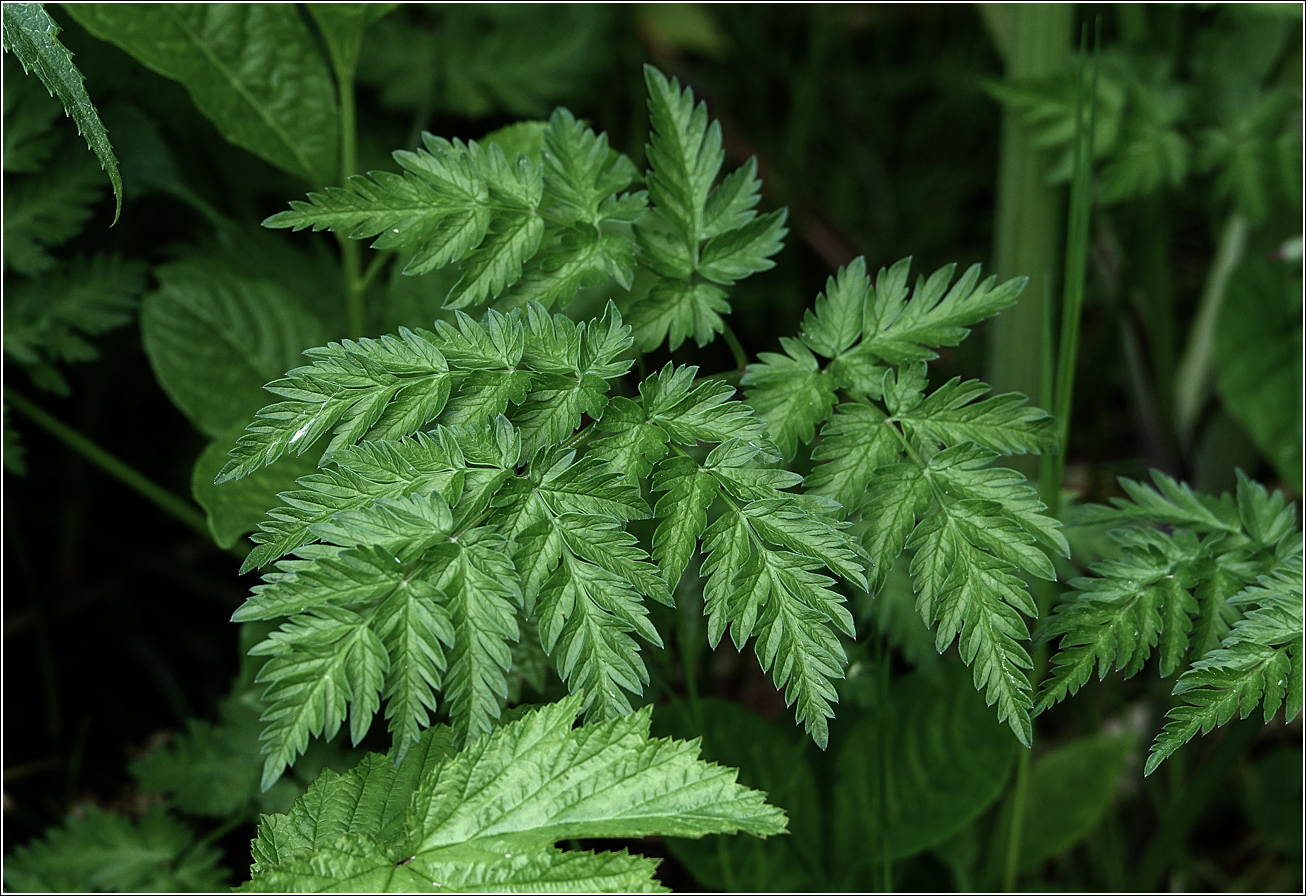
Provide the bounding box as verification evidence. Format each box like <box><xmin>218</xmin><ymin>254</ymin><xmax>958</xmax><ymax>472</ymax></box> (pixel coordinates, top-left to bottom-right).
<box><xmin>875</xmin><ymin>636</ymin><xmax>893</xmax><ymax>893</ymax></box>
<box><xmin>986</xmin><ymin>3</ymin><xmax>1072</xmax><ymax>483</ymax></box>
<box><xmin>6</xmin><ymin>389</ymin><xmax>209</xmax><ymax>539</ymax></box>
<box><xmin>1002</xmin><ymin>747</ymin><xmax>1033</xmax><ymax>890</ymax></box>
<box><xmin>1011</xmin><ymin>24</ymin><xmax>1099</xmax><ymax>892</ymax></box>
<box><xmin>359</xmin><ymin>249</ymin><xmax>394</xmax><ymax>295</ymax></box>
<box><xmin>1173</xmin><ymin>211</ymin><xmax>1249</xmax><ymax>446</ymax></box>
<box><xmin>1134</xmin><ymin>718</ymin><xmax>1259</xmax><ymax>890</ymax></box>
<box><xmin>1040</xmin><ymin>21</ymin><xmax>1099</xmax><ymax>524</ymax></box>
<box><xmin>720</xmin><ymin>321</ymin><xmax>749</xmax><ymax>372</ymax></box>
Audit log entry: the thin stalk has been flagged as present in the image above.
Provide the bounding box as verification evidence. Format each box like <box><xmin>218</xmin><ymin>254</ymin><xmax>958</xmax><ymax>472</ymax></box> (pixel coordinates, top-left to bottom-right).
<box><xmin>6</xmin><ymin>389</ymin><xmax>209</xmax><ymax>539</ymax></box>
<box><xmin>720</xmin><ymin>321</ymin><xmax>749</xmax><ymax>373</ymax></box>
<box><xmin>1002</xmin><ymin>748</ymin><xmax>1033</xmax><ymax>890</ymax></box>
<box><xmin>876</xmin><ymin>636</ymin><xmax>894</xmax><ymax>893</ymax></box>
<box><xmin>1042</xmin><ymin>21</ymin><xmax>1099</xmax><ymax>523</ymax></box>
<box><xmin>1009</xmin><ymin>23</ymin><xmax>1099</xmax><ymax>892</ymax></box>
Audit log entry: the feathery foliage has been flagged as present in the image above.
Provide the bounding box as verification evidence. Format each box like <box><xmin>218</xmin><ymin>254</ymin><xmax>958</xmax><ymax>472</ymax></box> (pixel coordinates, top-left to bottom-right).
<box><xmin>744</xmin><ymin>256</ymin><xmax>1062</xmax><ymax>745</ymax></box>
<box><xmin>263</xmin><ymin>64</ymin><xmax>784</xmax><ymax>354</ymax></box>
<box><xmin>220</xmin><ymin>68</ymin><xmax>870</xmax><ymax>786</ymax></box>
<box><xmin>1038</xmin><ymin>471</ymin><xmax>1303</xmax><ymax>773</ymax></box>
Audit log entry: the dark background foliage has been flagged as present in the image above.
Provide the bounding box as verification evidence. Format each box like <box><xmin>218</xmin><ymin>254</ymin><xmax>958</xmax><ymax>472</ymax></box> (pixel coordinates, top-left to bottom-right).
<box><xmin>3</xmin><ymin>3</ymin><xmax>1301</xmax><ymax>891</ymax></box>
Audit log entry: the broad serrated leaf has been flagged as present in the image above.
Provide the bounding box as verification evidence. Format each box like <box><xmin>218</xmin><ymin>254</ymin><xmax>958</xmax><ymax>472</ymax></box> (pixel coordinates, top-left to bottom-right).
<box><xmin>245</xmin><ymin>697</ymin><xmax>785</xmax><ymax>892</ymax></box>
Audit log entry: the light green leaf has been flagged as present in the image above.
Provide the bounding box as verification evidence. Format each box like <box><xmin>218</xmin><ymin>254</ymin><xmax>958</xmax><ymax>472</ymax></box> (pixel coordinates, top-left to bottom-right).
<box><xmin>251</xmin><ymin>605</ymin><xmax>390</xmax><ymax>790</ymax></box>
<box><xmin>217</xmin><ymin>327</ymin><xmax>450</xmax><ymax>482</ymax></box>
<box><xmin>2</xmin><ymin>2</ymin><xmax>122</xmax><ymax>220</ymax></box>
<box><xmin>697</xmin><ymin>208</ymin><xmax>788</xmax><ymax>285</ymax></box>
<box><xmin>642</xmin><ymin>65</ymin><xmax>722</xmax><ymax>247</ymax></box>
<box><xmin>245</xmin><ymin>697</ymin><xmax>785</xmax><ymax>893</ymax></box>
<box><xmin>628</xmin><ymin>278</ymin><xmax>731</xmax><ymax>352</ymax></box>
<box><xmin>65</xmin><ymin>3</ymin><xmax>338</xmax><ymax>184</ymax></box>
<box><xmin>807</xmin><ymin>402</ymin><xmax>898</xmax><ymax>515</ymax></box>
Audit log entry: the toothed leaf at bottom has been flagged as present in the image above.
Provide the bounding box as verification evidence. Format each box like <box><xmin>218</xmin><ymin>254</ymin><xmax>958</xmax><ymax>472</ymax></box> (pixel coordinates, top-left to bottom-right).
<box><xmin>243</xmin><ymin>696</ymin><xmax>786</xmax><ymax>892</ymax></box>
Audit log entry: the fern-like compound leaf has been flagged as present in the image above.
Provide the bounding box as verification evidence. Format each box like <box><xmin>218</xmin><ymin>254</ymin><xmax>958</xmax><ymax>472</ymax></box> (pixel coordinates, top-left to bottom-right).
<box><xmin>540</xmin><ymin>106</ymin><xmax>643</xmax><ymax>227</ymax></box>
<box><xmin>2</xmin><ymin>253</ymin><xmax>146</xmax><ymax>394</ymax></box>
<box><xmin>216</xmin><ymin>328</ymin><xmax>451</xmax><ymax>482</ymax></box>
<box><xmin>264</xmin><ymin>135</ymin><xmax>544</xmax><ymax>299</ymax></box>
<box><xmin>243</xmin><ymin>697</ymin><xmax>785</xmax><ymax>893</ymax></box>
<box><xmin>239</xmin><ymin>428</ymin><xmax>473</xmax><ymax>571</ymax></box>
<box><xmin>745</xmin><ymin>258</ymin><xmax>1026</xmax><ymax>459</ymax></box>
<box><xmin>628</xmin><ymin>66</ymin><xmax>787</xmax><ymax>351</ymax></box>
<box><xmin>425</xmin><ymin>529</ymin><xmax>522</xmax><ymax>747</ymax></box>
<box><xmin>741</xmin><ymin>337</ymin><xmax>838</xmax><ymax>459</ymax></box>
<box><xmin>641</xmin><ymin>65</ymin><xmax>722</xmax><ymax>246</ymax></box>
<box><xmin>651</xmin><ymin>455</ymin><xmax>718</xmax><ymax>581</ymax></box>
<box><xmin>1146</xmin><ymin>557</ymin><xmax>1303</xmax><ymax>775</ymax></box>
<box><xmin>251</xmin><ymin>604</ymin><xmax>390</xmax><ymax>791</ymax></box>
<box><xmin>1038</xmin><ymin>470</ymin><xmax>1302</xmax><ymax>772</ymax></box>
<box><xmin>628</xmin><ymin>278</ymin><xmax>733</xmax><ymax>351</ymax></box>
